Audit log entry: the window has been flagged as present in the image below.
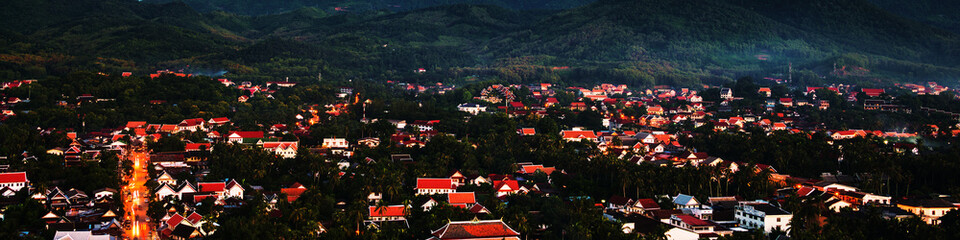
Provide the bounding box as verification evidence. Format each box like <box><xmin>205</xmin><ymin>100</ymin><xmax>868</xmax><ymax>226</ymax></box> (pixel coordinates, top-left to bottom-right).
<box><xmin>777</xmin><ymin>218</ymin><xmax>781</xmax><ymax>222</ymax></box>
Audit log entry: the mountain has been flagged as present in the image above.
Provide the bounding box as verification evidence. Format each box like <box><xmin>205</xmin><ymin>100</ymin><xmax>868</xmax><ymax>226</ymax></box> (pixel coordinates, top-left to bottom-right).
<box><xmin>868</xmin><ymin>0</ymin><xmax>960</xmax><ymax>35</ymax></box>
<box><xmin>140</xmin><ymin>0</ymin><xmax>595</xmax><ymax>15</ymax></box>
<box><xmin>2</xmin><ymin>0</ymin><xmax>960</xmax><ymax>86</ymax></box>
<box><xmin>486</xmin><ymin>0</ymin><xmax>960</xmax><ymax>83</ymax></box>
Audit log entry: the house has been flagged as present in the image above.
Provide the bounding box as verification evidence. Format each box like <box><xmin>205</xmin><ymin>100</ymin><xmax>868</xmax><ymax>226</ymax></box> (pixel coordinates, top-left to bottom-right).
<box><xmin>208</xmin><ymin>117</ymin><xmax>230</xmax><ymax>126</ymax></box>
<box><xmin>428</xmin><ymin>219</ymin><xmax>520</xmax><ymax>240</ymax></box>
<box><xmin>0</xmin><ymin>172</ymin><xmax>29</xmax><ymax>192</ymax></box>
<box><xmin>184</xmin><ymin>143</ymin><xmax>212</xmax><ymax>152</ymax></box>
<box><xmin>457</xmin><ymin>103</ymin><xmax>487</xmax><ymax>115</ymax></box>
<box><xmin>156</xmin><ymin>171</ymin><xmax>177</xmax><ymax>186</ymax></box>
<box><xmin>720</xmin><ymin>88</ymin><xmax>733</xmax><ymax>99</ymax></box>
<box><xmin>758</xmin><ymin>87</ymin><xmax>772</xmax><ymax>97</ymax></box>
<box><xmin>322</xmin><ymin>138</ymin><xmax>349</xmax><ymax>149</ymax></box>
<box><xmin>668</xmin><ymin>214</ymin><xmax>731</xmax><ymax>238</ymax></box>
<box><xmin>647</xmin><ymin>106</ymin><xmax>665</xmax><ymax>115</ymax></box>
<box><xmin>447</xmin><ymin>192</ymin><xmax>476</xmax><ymax>207</ymax></box>
<box><xmin>493</xmin><ymin>179</ymin><xmax>520</xmax><ymax>197</ymax></box>
<box><xmin>896</xmin><ymin>198</ymin><xmax>958</xmax><ymax>224</ymax></box>
<box><xmin>224</xmin><ymin>179</ymin><xmax>244</xmax><ymax>199</ymax></box>
<box><xmin>518</xmin><ymin>128</ymin><xmax>536</xmax><ymax>136</ymax></box>
<box><xmin>357</xmin><ymin>137</ymin><xmax>381</xmax><ymax>148</ymax></box>
<box><xmin>561</xmin><ymin>129</ymin><xmax>597</xmax><ymax>142</ymax></box>
<box><xmin>449</xmin><ymin>170</ymin><xmax>466</xmax><ymax>186</ymax></box>
<box><xmin>632</xmin><ymin>198</ymin><xmax>661</xmax><ymax>213</ymax></box>
<box><xmin>227</xmin><ymin>131</ymin><xmax>264</xmax><ymax>144</ymax></box>
<box><xmin>281</xmin><ymin>183</ymin><xmax>308</xmax><ymax>202</ymax></box>
<box><xmin>416</xmin><ymin>178</ymin><xmax>457</xmax><ymax>195</ymax></box>
<box><xmin>368</xmin><ymin>205</ymin><xmax>408</xmax><ymax>222</ymax></box>
<box><xmin>862</xmin><ymin>88</ymin><xmax>886</xmax><ymax>97</ymax></box>
<box><xmin>735</xmin><ymin>201</ymin><xmax>792</xmax><ymax>234</ymax></box>
<box><xmin>779</xmin><ymin>98</ymin><xmax>793</xmax><ymax>107</ymax></box>
<box><xmin>673</xmin><ymin>194</ymin><xmax>701</xmax><ymax>209</ymax></box>
<box><xmin>825</xmin><ymin>198</ymin><xmax>854</xmax><ymax>212</ymax></box>
<box><xmin>608</xmin><ymin>196</ymin><xmax>634</xmax><ymax>212</ymax></box>
<box><xmin>570</xmin><ymin>102</ymin><xmax>587</xmax><ymax>111</ymax></box>
<box><xmin>177</xmin><ymin>118</ymin><xmax>206</xmax><ymax>132</ymax></box>
<box><xmin>262</xmin><ymin>141</ymin><xmax>298</xmax><ymax>158</ymax></box>
<box><xmin>53</xmin><ymin>231</ymin><xmax>112</xmax><ymax>240</ymax></box>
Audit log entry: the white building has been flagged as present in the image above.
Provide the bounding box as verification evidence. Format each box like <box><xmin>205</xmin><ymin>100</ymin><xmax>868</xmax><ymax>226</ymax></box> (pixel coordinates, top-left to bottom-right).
<box><xmin>54</xmin><ymin>231</ymin><xmax>112</xmax><ymax>240</ymax></box>
<box><xmin>735</xmin><ymin>201</ymin><xmax>792</xmax><ymax>234</ymax></box>
<box><xmin>262</xmin><ymin>141</ymin><xmax>298</xmax><ymax>158</ymax></box>
<box><xmin>720</xmin><ymin>88</ymin><xmax>733</xmax><ymax>99</ymax></box>
<box><xmin>322</xmin><ymin>138</ymin><xmax>349</xmax><ymax>149</ymax></box>
<box><xmin>0</xmin><ymin>172</ymin><xmax>29</xmax><ymax>192</ymax></box>
<box><xmin>457</xmin><ymin>103</ymin><xmax>487</xmax><ymax>115</ymax></box>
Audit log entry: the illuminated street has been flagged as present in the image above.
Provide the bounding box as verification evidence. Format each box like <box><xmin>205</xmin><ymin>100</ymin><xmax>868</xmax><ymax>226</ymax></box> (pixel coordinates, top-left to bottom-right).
<box><xmin>123</xmin><ymin>150</ymin><xmax>154</xmax><ymax>240</ymax></box>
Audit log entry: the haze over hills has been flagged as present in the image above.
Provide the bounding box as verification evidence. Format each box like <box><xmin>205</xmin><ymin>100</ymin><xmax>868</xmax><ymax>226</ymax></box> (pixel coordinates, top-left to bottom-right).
<box><xmin>2</xmin><ymin>0</ymin><xmax>960</xmax><ymax>86</ymax></box>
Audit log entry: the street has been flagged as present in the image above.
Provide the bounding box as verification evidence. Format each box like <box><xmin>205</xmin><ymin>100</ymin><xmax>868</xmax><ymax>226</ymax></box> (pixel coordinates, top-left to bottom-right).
<box><xmin>123</xmin><ymin>150</ymin><xmax>155</xmax><ymax>240</ymax></box>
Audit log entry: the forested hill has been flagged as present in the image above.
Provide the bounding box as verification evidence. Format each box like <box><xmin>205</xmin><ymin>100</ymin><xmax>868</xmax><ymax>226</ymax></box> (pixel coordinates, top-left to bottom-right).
<box><xmin>2</xmin><ymin>0</ymin><xmax>960</xmax><ymax>86</ymax></box>
<box><xmin>868</xmin><ymin>0</ymin><xmax>960</xmax><ymax>35</ymax></box>
<box><xmin>140</xmin><ymin>0</ymin><xmax>595</xmax><ymax>15</ymax></box>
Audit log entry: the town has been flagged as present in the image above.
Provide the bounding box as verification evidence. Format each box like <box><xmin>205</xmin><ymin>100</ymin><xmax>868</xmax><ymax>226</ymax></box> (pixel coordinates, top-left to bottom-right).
<box><xmin>2</xmin><ymin>69</ymin><xmax>960</xmax><ymax>240</ymax></box>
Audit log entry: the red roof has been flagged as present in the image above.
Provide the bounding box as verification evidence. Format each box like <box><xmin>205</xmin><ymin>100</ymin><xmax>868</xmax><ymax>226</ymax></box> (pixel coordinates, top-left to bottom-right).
<box><xmin>198</xmin><ymin>182</ymin><xmax>225</xmax><ymax>193</ymax></box>
<box><xmin>185</xmin><ymin>143</ymin><xmax>212</xmax><ymax>151</ymax></box>
<box><xmin>509</xmin><ymin>102</ymin><xmax>524</xmax><ymax>108</ymax></box>
<box><xmin>209</xmin><ymin>117</ymin><xmax>230</xmax><ymax>124</ymax></box>
<box><xmin>862</xmin><ymin>88</ymin><xmax>886</xmax><ymax>97</ymax></box>
<box><xmin>676</xmin><ymin>214</ymin><xmax>712</xmax><ymax>226</ymax></box>
<box><xmin>561</xmin><ymin>130</ymin><xmax>596</xmax><ymax>139</ymax></box>
<box><xmin>431</xmin><ymin>220</ymin><xmax>520</xmax><ymax>239</ymax></box>
<box><xmin>369</xmin><ymin>205</ymin><xmax>406</xmax><ymax>217</ymax></box>
<box><xmin>447</xmin><ymin>192</ymin><xmax>476</xmax><ymax>205</ymax></box>
<box><xmin>134</xmin><ymin>128</ymin><xmax>147</xmax><ymax>136</ymax></box>
<box><xmin>493</xmin><ymin>180</ymin><xmax>520</xmax><ymax>192</ymax></box>
<box><xmin>281</xmin><ymin>187</ymin><xmax>308</xmax><ymax>202</ymax></box>
<box><xmin>417</xmin><ymin>178</ymin><xmax>456</xmax><ymax>190</ymax></box>
<box><xmin>126</xmin><ymin>121</ymin><xmax>147</xmax><ymax>129</ymax></box>
<box><xmin>186</xmin><ymin>212</ymin><xmax>202</xmax><ymax>225</ymax></box>
<box><xmin>0</xmin><ymin>172</ymin><xmax>27</xmax><ymax>184</ymax></box>
<box><xmin>518</xmin><ymin>128</ymin><xmax>536</xmax><ymax>136</ymax></box>
<box><xmin>228</xmin><ymin>131</ymin><xmax>264</xmax><ymax>139</ymax></box>
<box><xmin>635</xmin><ymin>198</ymin><xmax>659</xmax><ymax>209</ymax></box>
<box><xmin>262</xmin><ymin>142</ymin><xmax>298</xmax><ymax>151</ymax></box>
<box><xmin>166</xmin><ymin>213</ymin><xmax>184</xmax><ymax>229</ymax></box>
<box><xmin>179</xmin><ymin>118</ymin><xmax>204</xmax><ymax>127</ymax></box>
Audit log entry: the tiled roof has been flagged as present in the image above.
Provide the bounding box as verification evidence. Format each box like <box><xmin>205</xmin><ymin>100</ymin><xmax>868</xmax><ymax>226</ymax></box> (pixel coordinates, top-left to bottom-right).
<box><xmin>417</xmin><ymin>178</ymin><xmax>456</xmax><ymax>190</ymax></box>
<box><xmin>0</xmin><ymin>172</ymin><xmax>27</xmax><ymax>183</ymax></box>
<box><xmin>228</xmin><ymin>131</ymin><xmax>264</xmax><ymax>139</ymax></box>
<box><xmin>431</xmin><ymin>220</ymin><xmax>520</xmax><ymax>239</ymax></box>
<box><xmin>369</xmin><ymin>205</ymin><xmax>407</xmax><ymax>217</ymax></box>
<box><xmin>676</xmin><ymin>214</ymin><xmax>712</xmax><ymax>226</ymax></box>
<box><xmin>447</xmin><ymin>192</ymin><xmax>476</xmax><ymax>205</ymax></box>
<box><xmin>198</xmin><ymin>182</ymin><xmax>225</xmax><ymax>193</ymax></box>
<box><xmin>561</xmin><ymin>130</ymin><xmax>596</xmax><ymax>139</ymax></box>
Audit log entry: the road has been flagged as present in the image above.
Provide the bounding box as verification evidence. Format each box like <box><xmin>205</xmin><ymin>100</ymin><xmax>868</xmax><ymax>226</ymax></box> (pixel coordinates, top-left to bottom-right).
<box><xmin>123</xmin><ymin>150</ymin><xmax>155</xmax><ymax>240</ymax></box>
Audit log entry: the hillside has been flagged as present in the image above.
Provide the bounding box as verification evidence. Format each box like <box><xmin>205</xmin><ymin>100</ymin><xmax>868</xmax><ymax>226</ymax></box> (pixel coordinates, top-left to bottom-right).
<box><xmin>140</xmin><ymin>0</ymin><xmax>594</xmax><ymax>15</ymax></box>
<box><xmin>868</xmin><ymin>0</ymin><xmax>960</xmax><ymax>34</ymax></box>
<box><xmin>486</xmin><ymin>0</ymin><xmax>960</xmax><ymax>83</ymax></box>
<box><xmin>2</xmin><ymin>0</ymin><xmax>960</xmax><ymax>86</ymax></box>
